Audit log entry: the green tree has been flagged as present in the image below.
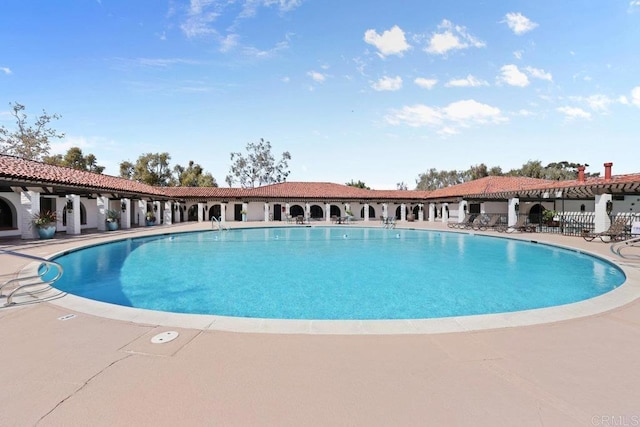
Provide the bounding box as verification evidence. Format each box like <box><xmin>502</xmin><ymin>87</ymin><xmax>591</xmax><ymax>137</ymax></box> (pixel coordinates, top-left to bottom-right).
<box><xmin>225</xmin><ymin>139</ymin><xmax>291</xmax><ymax>188</ymax></box>
<box><xmin>174</xmin><ymin>160</ymin><xmax>217</xmax><ymax>187</ymax></box>
<box><xmin>43</xmin><ymin>147</ymin><xmax>105</xmax><ymax>173</ymax></box>
<box><xmin>120</xmin><ymin>153</ymin><xmax>173</xmax><ymax>186</ymax></box>
<box><xmin>415</xmin><ymin>168</ymin><xmax>463</xmax><ymax>190</ymax></box>
<box><xmin>0</xmin><ymin>102</ymin><xmax>65</xmax><ymax>160</ymax></box>
<box><xmin>346</xmin><ymin>179</ymin><xmax>370</xmax><ymax>189</ymax></box>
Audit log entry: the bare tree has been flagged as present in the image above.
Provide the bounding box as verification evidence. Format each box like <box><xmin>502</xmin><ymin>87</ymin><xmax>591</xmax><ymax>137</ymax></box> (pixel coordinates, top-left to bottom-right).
<box><xmin>225</xmin><ymin>139</ymin><xmax>291</xmax><ymax>188</ymax></box>
<box><xmin>0</xmin><ymin>102</ymin><xmax>65</xmax><ymax>160</ymax></box>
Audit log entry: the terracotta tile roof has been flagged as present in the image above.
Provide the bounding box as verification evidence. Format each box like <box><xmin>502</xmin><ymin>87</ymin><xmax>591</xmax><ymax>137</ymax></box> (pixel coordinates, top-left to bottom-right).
<box><xmin>427</xmin><ymin>176</ymin><xmax>553</xmax><ymax>199</ymax></box>
<box><xmin>0</xmin><ymin>155</ymin><xmax>164</xmax><ymax>196</ymax></box>
<box><xmin>166</xmin><ymin>182</ymin><xmax>431</xmax><ymax>200</ymax></box>
<box><xmin>3</xmin><ymin>154</ymin><xmax>640</xmax><ymax>202</ymax></box>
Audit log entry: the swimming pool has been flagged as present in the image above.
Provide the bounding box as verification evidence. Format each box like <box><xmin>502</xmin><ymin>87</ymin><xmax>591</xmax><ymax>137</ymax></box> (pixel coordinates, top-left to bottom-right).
<box><xmin>51</xmin><ymin>227</ymin><xmax>624</xmax><ymax>320</ymax></box>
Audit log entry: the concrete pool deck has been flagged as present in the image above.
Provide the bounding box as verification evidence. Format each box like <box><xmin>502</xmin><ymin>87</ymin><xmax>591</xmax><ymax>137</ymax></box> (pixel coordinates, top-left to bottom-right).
<box><xmin>1</xmin><ymin>221</ymin><xmax>640</xmax><ymax>426</ymax></box>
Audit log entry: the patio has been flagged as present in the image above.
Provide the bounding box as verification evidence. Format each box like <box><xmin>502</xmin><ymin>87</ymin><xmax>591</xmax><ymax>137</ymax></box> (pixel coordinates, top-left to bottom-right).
<box><xmin>1</xmin><ymin>221</ymin><xmax>639</xmax><ymax>426</ymax></box>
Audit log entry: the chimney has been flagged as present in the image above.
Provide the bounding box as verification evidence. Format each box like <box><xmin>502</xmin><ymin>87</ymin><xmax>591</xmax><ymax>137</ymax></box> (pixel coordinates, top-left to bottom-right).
<box><xmin>577</xmin><ymin>165</ymin><xmax>585</xmax><ymax>182</ymax></box>
<box><xmin>604</xmin><ymin>162</ymin><xmax>613</xmax><ymax>181</ymax></box>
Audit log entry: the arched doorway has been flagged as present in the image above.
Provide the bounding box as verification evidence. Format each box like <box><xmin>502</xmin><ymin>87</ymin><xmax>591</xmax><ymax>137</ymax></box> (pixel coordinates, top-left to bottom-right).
<box><xmin>395</xmin><ymin>205</ymin><xmax>408</xmax><ymax>219</ymax></box>
<box><xmin>187</xmin><ymin>205</ymin><xmax>198</xmax><ymax>221</ymax></box>
<box><xmin>310</xmin><ymin>205</ymin><xmax>323</xmax><ymax>219</ymax></box>
<box><xmin>209</xmin><ymin>204</ymin><xmax>221</xmax><ymax>220</ymax></box>
<box><xmin>330</xmin><ymin>205</ymin><xmax>341</xmax><ymax>217</ymax></box>
<box><xmin>290</xmin><ymin>205</ymin><xmax>304</xmax><ymax>217</ymax></box>
<box><xmin>0</xmin><ymin>197</ymin><xmax>15</xmax><ymax>228</ymax></box>
<box><xmin>529</xmin><ymin>204</ymin><xmax>544</xmax><ymax>224</ymax></box>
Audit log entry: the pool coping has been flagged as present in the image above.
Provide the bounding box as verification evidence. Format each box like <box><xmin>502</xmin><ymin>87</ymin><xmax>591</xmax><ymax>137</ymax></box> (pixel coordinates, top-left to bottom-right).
<box><xmin>26</xmin><ymin>224</ymin><xmax>640</xmax><ymax>334</ymax></box>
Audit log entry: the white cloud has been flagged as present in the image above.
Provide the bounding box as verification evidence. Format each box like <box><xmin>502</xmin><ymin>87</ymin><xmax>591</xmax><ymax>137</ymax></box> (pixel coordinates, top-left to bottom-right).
<box><xmin>498</xmin><ymin>64</ymin><xmax>529</xmax><ymax>87</ymax></box>
<box><xmin>0</xmin><ymin>67</ymin><xmax>11</xmax><ymax>75</ymax></box>
<box><xmin>414</xmin><ymin>78</ymin><xmax>438</xmax><ymax>89</ymax></box>
<box><xmin>584</xmin><ymin>94</ymin><xmax>614</xmax><ymax>112</ymax></box>
<box><xmin>424</xmin><ymin>20</ymin><xmax>485</xmax><ymax>55</ymax></box>
<box><xmin>385</xmin><ymin>104</ymin><xmax>442</xmax><ymax>127</ymax></box>
<box><xmin>619</xmin><ymin>95</ymin><xmax>629</xmax><ymax>105</ymax></box>
<box><xmin>557</xmin><ymin>106</ymin><xmax>591</xmax><ymax>120</ymax></box>
<box><xmin>525</xmin><ymin>66</ymin><xmax>552</xmax><ymax>81</ymax></box>
<box><xmin>443</xmin><ymin>100</ymin><xmax>505</xmax><ymax>125</ymax></box>
<box><xmin>445</xmin><ymin>75</ymin><xmax>488</xmax><ymax>87</ymax></box>
<box><xmin>372</xmin><ymin>76</ymin><xmax>402</xmax><ymax>91</ymax></box>
<box><xmin>503</xmin><ymin>12</ymin><xmax>538</xmax><ymax>35</ymax></box>
<box><xmin>632</xmin><ymin>86</ymin><xmax>640</xmax><ymax>106</ymax></box>
<box><xmin>219</xmin><ymin>34</ymin><xmax>240</xmax><ymax>52</ymax></box>
<box><xmin>385</xmin><ymin>99</ymin><xmax>506</xmax><ymax>134</ymax></box>
<box><xmin>513</xmin><ymin>50</ymin><xmax>523</xmax><ymax>60</ymax></box>
<box><xmin>307</xmin><ymin>70</ymin><xmax>326</xmax><ymax>83</ymax></box>
<box><xmin>363</xmin><ymin>25</ymin><xmax>410</xmax><ymax>57</ymax></box>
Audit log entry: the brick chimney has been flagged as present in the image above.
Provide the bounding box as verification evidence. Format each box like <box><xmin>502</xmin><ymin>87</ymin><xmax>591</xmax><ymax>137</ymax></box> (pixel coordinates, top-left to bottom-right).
<box><xmin>604</xmin><ymin>162</ymin><xmax>613</xmax><ymax>181</ymax></box>
<box><xmin>577</xmin><ymin>165</ymin><xmax>585</xmax><ymax>182</ymax></box>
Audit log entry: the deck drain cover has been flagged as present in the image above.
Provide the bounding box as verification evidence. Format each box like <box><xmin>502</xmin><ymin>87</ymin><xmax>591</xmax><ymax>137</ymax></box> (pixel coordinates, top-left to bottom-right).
<box><xmin>151</xmin><ymin>331</ymin><xmax>179</xmax><ymax>344</ymax></box>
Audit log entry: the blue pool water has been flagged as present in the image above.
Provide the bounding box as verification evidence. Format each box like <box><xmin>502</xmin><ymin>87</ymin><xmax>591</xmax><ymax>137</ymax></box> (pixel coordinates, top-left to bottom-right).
<box><xmin>51</xmin><ymin>227</ymin><xmax>625</xmax><ymax>320</ymax></box>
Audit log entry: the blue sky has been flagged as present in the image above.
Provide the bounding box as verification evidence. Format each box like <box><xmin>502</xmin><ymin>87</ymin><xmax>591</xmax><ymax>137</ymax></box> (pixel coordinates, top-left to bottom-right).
<box><xmin>1</xmin><ymin>1</ymin><xmax>639</xmax><ymax>189</ymax></box>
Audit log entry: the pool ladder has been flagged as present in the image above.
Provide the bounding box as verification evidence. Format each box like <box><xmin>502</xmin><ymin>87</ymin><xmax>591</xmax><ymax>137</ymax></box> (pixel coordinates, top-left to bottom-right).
<box><xmin>0</xmin><ymin>249</ymin><xmax>64</xmax><ymax>306</ymax></box>
<box><xmin>211</xmin><ymin>216</ymin><xmax>229</xmax><ymax>231</ymax></box>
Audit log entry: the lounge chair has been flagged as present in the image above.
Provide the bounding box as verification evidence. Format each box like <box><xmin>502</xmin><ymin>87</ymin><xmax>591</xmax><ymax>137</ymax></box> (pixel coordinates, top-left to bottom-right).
<box><xmin>502</xmin><ymin>216</ymin><xmax>536</xmax><ymax>233</ymax></box>
<box><xmin>473</xmin><ymin>214</ymin><xmax>501</xmax><ymax>231</ymax></box>
<box><xmin>583</xmin><ymin>217</ymin><xmax>629</xmax><ymax>242</ymax></box>
<box><xmin>450</xmin><ymin>214</ymin><xmax>475</xmax><ymax>229</ymax></box>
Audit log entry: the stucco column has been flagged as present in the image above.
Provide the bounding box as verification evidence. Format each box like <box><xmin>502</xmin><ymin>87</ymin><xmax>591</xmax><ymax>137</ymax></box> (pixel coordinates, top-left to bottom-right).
<box><xmin>66</xmin><ymin>195</ymin><xmax>81</xmax><ymax>235</ymax></box>
<box><xmin>382</xmin><ymin>203</ymin><xmax>388</xmax><ymax>219</ymax></box>
<box><xmin>594</xmin><ymin>194</ymin><xmax>612</xmax><ymax>233</ymax></box>
<box><xmin>173</xmin><ymin>203</ymin><xmax>181</xmax><ymax>224</ymax></box>
<box><xmin>137</xmin><ymin>200</ymin><xmax>147</xmax><ymax>225</ymax></box>
<box><xmin>305</xmin><ymin>202</ymin><xmax>310</xmax><ymax>219</ymax></box>
<box><xmin>264</xmin><ymin>203</ymin><xmax>269</xmax><ymax>222</ymax></box>
<box><xmin>364</xmin><ymin>203</ymin><xmax>370</xmax><ymax>222</ymax></box>
<box><xmin>20</xmin><ymin>190</ymin><xmax>40</xmax><ymax>239</ymax></box>
<box><xmin>285</xmin><ymin>203</ymin><xmax>290</xmax><ymax>218</ymax></box>
<box><xmin>325</xmin><ymin>203</ymin><xmax>331</xmax><ymax>222</ymax></box>
<box><xmin>428</xmin><ymin>203</ymin><xmax>435</xmax><ymax>222</ymax></box>
<box><xmin>153</xmin><ymin>201</ymin><xmax>162</xmax><ymax>224</ymax></box>
<box><xmin>400</xmin><ymin>203</ymin><xmax>406</xmax><ymax>221</ymax></box>
<box><xmin>418</xmin><ymin>204</ymin><xmax>424</xmax><ymax>221</ymax></box>
<box><xmin>508</xmin><ymin>197</ymin><xmax>520</xmax><ymax>227</ymax></box>
<box><xmin>442</xmin><ymin>203</ymin><xmax>449</xmax><ymax>223</ymax></box>
<box><xmin>120</xmin><ymin>199</ymin><xmax>131</xmax><ymax>229</ymax></box>
<box><xmin>197</xmin><ymin>202</ymin><xmax>205</xmax><ymax>222</ymax></box>
<box><xmin>164</xmin><ymin>202</ymin><xmax>173</xmax><ymax>225</ymax></box>
<box><xmin>97</xmin><ymin>196</ymin><xmax>108</xmax><ymax>231</ymax></box>
<box><xmin>458</xmin><ymin>201</ymin><xmax>467</xmax><ymax>223</ymax></box>
<box><xmin>220</xmin><ymin>203</ymin><xmax>226</xmax><ymax>222</ymax></box>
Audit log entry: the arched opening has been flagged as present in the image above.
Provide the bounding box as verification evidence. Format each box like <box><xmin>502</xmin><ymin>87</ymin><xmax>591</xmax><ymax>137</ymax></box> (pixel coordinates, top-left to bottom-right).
<box><xmin>0</xmin><ymin>197</ymin><xmax>16</xmax><ymax>229</ymax></box>
<box><xmin>395</xmin><ymin>205</ymin><xmax>408</xmax><ymax>219</ymax></box>
<box><xmin>529</xmin><ymin>204</ymin><xmax>544</xmax><ymax>224</ymax></box>
<box><xmin>187</xmin><ymin>205</ymin><xmax>198</xmax><ymax>221</ymax></box>
<box><xmin>360</xmin><ymin>205</ymin><xmax>375</xmax><ymax>219</ymax></box>
<box><xmin>290</xmin><ymin>204</ymin><xmax>304</xmax><ymax>217</ymax></box>
<box><xmin>209</xmin><ymin>204</ymin><xmax>221</xmax><ymax>220</ymax></box>
<box><xmin>330</xmin><ymin>205</ymin><xmax>341</xmax><ymax>217</ymax></box>
<box><xmin>310</xmin><ymin>205</ymin><xmax>323</xmax><ymax>219</ymax></box>
<box><xmin>412</xmin><ymin>205</ymin><xmax>420</xmax><ymax>218</ymax></box>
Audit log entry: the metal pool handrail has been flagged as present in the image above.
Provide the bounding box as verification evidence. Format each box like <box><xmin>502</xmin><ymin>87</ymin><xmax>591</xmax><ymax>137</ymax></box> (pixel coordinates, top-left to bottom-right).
<box><xmin>211</xmin><ymin>216</ymin><xmax>229</xmax><ymax>231</ymax></box>
<box><xmin>0</xmin><ymin>249</ymin><xmax>64</xmax><ymax>306</ymax></box>
<box><xmin>610</xmin><ymin>236</ymin><xmax>640</xmax><ymax>262</ymax></box>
